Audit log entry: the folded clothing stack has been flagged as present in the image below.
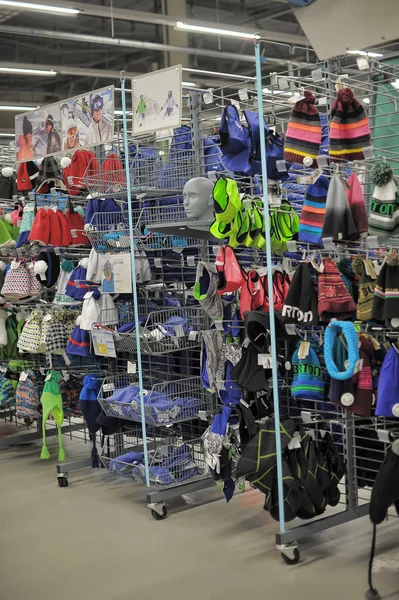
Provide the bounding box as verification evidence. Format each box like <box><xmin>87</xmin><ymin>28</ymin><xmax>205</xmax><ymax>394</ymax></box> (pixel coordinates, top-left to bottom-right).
<box><xmin>109</xmin><ymin>444</ymin><xmax>202</xmax><ymax>486</ymax></box>
<box><xmin>102</xmin><ymin>384</ymin><xmax>202</xmax><ymax>424</ymax></box>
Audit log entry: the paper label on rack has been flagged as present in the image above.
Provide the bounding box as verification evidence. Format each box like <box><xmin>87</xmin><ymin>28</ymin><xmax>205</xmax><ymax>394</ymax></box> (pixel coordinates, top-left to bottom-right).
<box><xmin>91</xmin><ymin>328</ymin><xmax>116</xmax><ymax>358</ymax></box>
<box><xmin>286</xmin><ymin>241</ymin><xmax>297</xmax><ymax>252</ymax></box>
<box><xmin>298</xmin><ymin>341</ymin><xmax>310</xmax><ymax>359</ymax></box>
<box><xmin>242</xmin><ymin>337</ymin><xmax>250</xmax><ymax>348</ymax></box>
<box><xmin>366</xmin><ymin>236</ymin><xmax>379</xmax><ymax>249</ymax></box>
<box><xmin>216</xmin><ymin>379</ymin><xmax>225</xmax><ymax>390</ymax></box>
<box><xmin>54</xmin><ymin>247</ymin><xmax>60</xmax><ymax>255</ymax></box>
<box><xmin>318</xmin><ymin>96</ymin><xmax>328</xmax><ymax>106</ymax></box>
<box><xmin>316</xmin><ymin>154</ymin><xmax>329</xmax><ymax>168</ymax></box>
<box><xmin>278</xmin><ymin>77</ymin><xmax>289</xmax><ymax>90</ymax></box>
<box><xmin>212</xmin><ymin>246</ymin><xmax>220</xmax><ymax>256</ymax></box>
<box><xmin>62</xmin><ymin>370</ymin><xmax>70</xmax><ymax>381</ymax></box>
<box><xmin>288</xmin><ymin>431</ymin><xmax>302</xmax><ymax>450</ymax></box>
<box><xmin>127</xmin><ymin>361</ymin><xmax>137</xmax><ymax>374</ymax></box>
<box><xmin>377</xmin><ymin>429</ymin><xmax>390</xmax><ymax>443</ymax></box>
<box><xmin>258</xmin><ymin>354</ymin><xmax>272</xmax><ymax>369</ymax></box>
<box><xmin>154</xmin><ymin>258</ymin><xmax>162</xmax><ymax>268</ymax></box>
<box><xmin>84</xmin><ymin>291</ymin><xmax>94</xmax><ymax>299</ymax></box>
<box><xmin>203</xmin><ymin>90</ymin><xmax>214</xmax><ymax>104</ymax></box>
<box><xmin>269</xmin><ymin>193</ymin><xmax>281</xmax><ymax>206</ymax></box>
<box><xmin>276</xmin><ymin>160</ymin><xmax>287</xmax><ymax>173</ymax></box>
<box><xmin>103</xmin><ymin>382</ymin><xmax>115</xmax><ymax>392</ymax></box>
<box><xmin>357</xmin><ymin>57</ymin><xmax>369</xmax><ymax>71</ymax></box>
<box><xmin>189</xmin><ymin>330</ymin><xmax>198</xmax><ymax>341</ymax></box>
<box><xmin>187</xmin><ymin>256</ymin><xmax>196</xmax><ymax>267</ymax></box>
<box><xmin>301</xmin><ymin>410</ymin><xmax>313</xmax><ymax>423</ymax></box>
<box><xmin>322</xmin><ymin>237</ymin><xmax>335</xmax><ymax>250</ymax></box>
<box><xmin>285</xmin><ymin>324</ymin><xmax>296</xmax><ymax>336</ymax></box>
<box><xmin>45</xmin><ymin>373</ymin><xmax>52</xmax><ymax>381</ymax></box>
<box><xmin>363</xmin><ymin>146</ymin><xmax>374</xmax><ymax>160</ymax></box>
<box><xmin>311</xmin><ymin>68</ymin><xmax>324</xmax><ymax>82</ymax></box>
<box><xmin>298</xmin><ymin>176</ymin><xmax>312</xmax><ymax>185</ymax></box>
<box><xmin>238</xmin><ymin>88</ymin><xmax>249</xmax><ymax>101</ymax></box>
<box><xmin>19</xmin><ymin>371</ymin><xmax>28</xmax><ymax>382</ymax></box>
<box><xmin>198</xmin><ymin>410</ymin><xmax>207</xmax><ymax>421</ymax></box>
<box><xmin>174</xmin><ymin>324</ymin><xmax>185</xmax><ymax>338</ymax></box>
<box><xmin>214</xmin><ymin>320</ymin><xmax>224</xmax><ymax>330</ymax></box>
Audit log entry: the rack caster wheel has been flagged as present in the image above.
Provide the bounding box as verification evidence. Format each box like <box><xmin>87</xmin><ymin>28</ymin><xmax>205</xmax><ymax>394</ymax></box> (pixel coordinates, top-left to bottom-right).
<box><xmin>57</xmin><ymin>477</ymin><xmax>69</xmax><ymax>488</ymax></box>
<box><xmin>281</xmin><ymin>548</ymin><xmax>300</xmax><ymax>565</ymax></box>
<box><xmin>150</xmin><ymin>504</ymin><xmax>167</xmax><ymax>520</ymax></box>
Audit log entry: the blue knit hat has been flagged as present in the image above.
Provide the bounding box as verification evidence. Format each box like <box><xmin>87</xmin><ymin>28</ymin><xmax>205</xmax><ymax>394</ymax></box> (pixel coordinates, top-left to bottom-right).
<box><xmin>65</xmin><ymin>258</ymin><xmax>91</xmax><ymax>301</ymax></box>
<box><xmin>16</xmin><ymin>369</ymin><xmax>42</xmax><ymax>418</ymax></box>
<box><xmin>324</xmin><ymin>321</ymin><xmax>359</xmax><ymax>380</ymax></box>
<box><xmin>375</xmin><ymin>347</ymin><xmax>399</xmax><ymax>418</ymax></box>
<box><xmin>66</xmin><ymin>319</ymin><xmax>91</xmax><ymax>357</ymax></box>
<box><xmin>298</xmin><ymin>175</ymin><xmax>329</xmax><ymax>245</ymax></box>
<box><xmin>291</xmin><ymin>343</ymin><xmax>324</xmax><ymax>400</ymax></box>
<box><xmin>79</xmin><ymin>374</ymin><xmax>102</xmax><ymax>467</ymax></box>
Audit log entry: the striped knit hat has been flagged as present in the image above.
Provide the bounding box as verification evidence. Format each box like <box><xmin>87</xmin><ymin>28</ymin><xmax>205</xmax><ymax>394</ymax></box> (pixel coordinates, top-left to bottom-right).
<box><xmin>368</xmin><ymin>179</ymin><xmax>399</xmax><ymax>238</ymax></box>
<box><xmin>329</xmin><ymin>88</ymin><xmax>371</xmax><ymax>162</ymax></box>
<box><xmin>298</xmin><ymin>175</ymin><xmax>329</xmax><ymax>245</ymax></box>
<box><xmin>372</xmin><ymin>253</ymin><xmax>399</xmax><ymax>323</ymax></box>
<box><xmin>291</xmin><ymin>343</ymin><xmax>324</xmax><ymax>400</ymax></box>
<box><xmin>284</xmin><ymin>91</ymin><xmax>322</xmax><ymax>168</ymax></box>
<box><xmin>352</xmin><ymin>258</ymin><xmax>377</xmax><ymax>322</ymax></box>
<box><xmin>318</xmin><ymin>258</ymin><xmax>357</xmax><ymax>322</ymax></box>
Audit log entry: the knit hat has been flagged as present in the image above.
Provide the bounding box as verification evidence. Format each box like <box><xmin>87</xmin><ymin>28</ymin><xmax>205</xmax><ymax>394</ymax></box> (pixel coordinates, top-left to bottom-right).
<box><xmin>372</xmin><ymin>252</ymin><xmax>399</xmax><ymax>324</ymax></box>
<box><xmin>65</xmin><ymin>257</ymin><xmax>91</xmax><ymax>301</ymax></box>
<box><xmin>28</xmin><ymin>208</ymin><xmax>51</xmax><ymax>245</ymax></box>
<box><xmin>368</xmin><ymin>161</ymin><xmax>399</xmax><ymax>237</ymax></box>
<box><xmin>298</xmin><ymin>175</ymin><xmax>329</xmax><ymax>245</ymax></box>
<box><xmin>318</xmin><ymin>258</ymin><xmax>357</xmax><ymax>321</ymax></box>
<box><xmin>15</xmin><ymin>369</ymin><xmax>42</xmax><ymax>419</ymax></box>
<box><xmin>45</xmin><ymin>316</ymin><xmax>70</xmax><ymax>366</ymax></box>
<box><xmin>291</xmin><ymin>343</ymin><xmax>324</xmax><ymax>399</ymax></box>
<box><xmin>62</xmin><ymin>149</ymin><xmax>98</xmax><ymax>196</ymax></box>
<box><xmin>2</xmin><ymin>261</ymin><xmax>31</xmax><ymax>300</ymax></box>
<box><xmin>59</xmin><ymin>374</ymin><xmax>81</xmax><ymax>418</ymax></box>
<box><xmin>0</xmin><ymin>167</ymin><xmax>17</xmax><ymax>199</ymax></box>
<box><xmin>34</xmin><ymin>251</ymin><xmax>60</xmax><ymax>288</ymax></box>
<box><xmin>15</xmin><ymin>201</ymin><xmax>35</xmax><ymax>249</ymax></box>
<box><xmin>375</xmin><ymin>346</ymin><xmax>399</xmax><ymax>418</ymax></box>
<box><xmin>66</xmin><ymin>316</ymin><xmax>91</xmax><ymax>357</ymax></box>
<box><xmin>321</xmin><ymin>175</ymin><xmax>357</xmax><ymax>242</ymax></box>
<box><xmin>366</xmin><ymin>440</ymin><xmax>399</xmax><ymax>599</ymax></box>
<box><xmin>36</xmin><ymin>157</ymin><xmax>65</xmax><ymax>193</ymax></box>
<box><xmin>87</xmin><ymin>248</ymin><xmax>102</xmax><ymax>284</ymax></box>
<box><xmin>345</xmin><ymin>172</ymin><xmax>368</xmax><ymax>236</ymax></box>
<box><xmin>324</xmin><ymin>321</ymin><xmax>359</xmax><ymax>380</ymax></box>
<box><xmin>329</xmin><ymin>88</ymin><xmax>372</xmax><ymax>162</ymax></box>
<box><xmin>40</xmin><ymin>370</ymin><xmax>66</xmax><ymax>461</ymax></box>
<box><xmin>16</xmin><ymin>161</ymin><xmax>39</xmax><ymax>192</ymax></box>
<box><xmin>79</xmin><ymin>374</ymin><xmax>102</xmax><ymax>468</ymax></box>
<box><xmin>282</xmin><ymin>263</ymin><xmax>319</xmax><ymax>325</ymax></box>
<box><xmin>284</xmin><ymin>91</ymin><xmax>322</xmax><ymax>168</ymax></box>
<box><xmin>53</xmin><ymin>260</ymin><xmax>76</xmax><ymax>304</ymax></box>
<box><xmin>17</xmin><ymin>309</ymin><xmax>42</xmax><ymax>354</ymax></box>
<box><xmin>0</xmin><ymin>373</ymin><xmax>16</xmax><ymax>408</ymax></box>
<box><xmin>352</xmin><ymin>258</ymin><xmax>377</xmax><ymax>322</ymax></box>
<box><xmin>80</xmin><ymin>287</ymin><xmax>102</xmax><ymax>330</ymax></box>
<box><xmin>64</xmin><ymin>210</ymin><xmax>88</xmax><ymax>246</ymax></box>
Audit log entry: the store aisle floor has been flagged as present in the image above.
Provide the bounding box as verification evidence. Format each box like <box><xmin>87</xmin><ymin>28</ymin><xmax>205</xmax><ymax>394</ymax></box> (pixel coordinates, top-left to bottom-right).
<box><xmin>1</xmin><ymin>435</ymin><xmax>399</xmax><ymax>600</ymax></box>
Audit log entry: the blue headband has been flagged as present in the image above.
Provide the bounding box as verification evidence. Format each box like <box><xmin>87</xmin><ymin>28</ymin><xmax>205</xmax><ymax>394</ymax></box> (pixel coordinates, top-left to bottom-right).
<box><xmin>324</xmin><ymin>321</ymin><xmax>359</xmax><ymax>380</ymax></box>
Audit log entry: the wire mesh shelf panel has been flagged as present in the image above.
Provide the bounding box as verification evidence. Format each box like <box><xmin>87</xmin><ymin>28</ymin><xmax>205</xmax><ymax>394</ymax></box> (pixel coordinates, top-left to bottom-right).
<box><xmin>98</xmin><ymin>373</ymin><xmax>212</xmax><ymax>426</ymax></box>
<box><xmin>100</xmin><ymin>427</ymin><xmax>209</xmax><ymax>489</ymax></box>
<box><xmin>83</xmin><ymin>146</ymin><xmax>198</xmax><ymax>198</ymax></box>
<box><xmin>99</xmin><ymin>305</ymin><xmax>202</xmax><ymax>354</ymax></box>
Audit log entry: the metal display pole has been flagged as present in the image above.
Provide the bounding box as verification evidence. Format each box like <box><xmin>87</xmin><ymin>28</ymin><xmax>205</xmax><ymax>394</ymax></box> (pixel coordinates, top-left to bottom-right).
<box><xmin>254</xmin><ymin>42</ymin><xmax>286</xmax><ymax>533</ymax></box>
<box><xmin>120</xmin><ymin>72</ymin><xmax>150</xmax><ymax>487</ymax></box>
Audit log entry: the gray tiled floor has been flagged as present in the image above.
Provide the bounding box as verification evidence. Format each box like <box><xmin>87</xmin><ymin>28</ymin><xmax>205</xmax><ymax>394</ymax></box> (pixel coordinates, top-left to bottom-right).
<box><xmin>1</xmin><ymin>430</ymin><xmax>398</xmax><ymax>600</ymax></box>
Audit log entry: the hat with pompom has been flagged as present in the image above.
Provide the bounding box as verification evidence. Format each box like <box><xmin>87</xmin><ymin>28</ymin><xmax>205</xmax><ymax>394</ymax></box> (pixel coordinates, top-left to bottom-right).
<box><xmin>368</xmin><ymin>161</ymin><xmax>399</xmax><ymax>238</ymax></box>
<box><xmin>0</xmin><ymin>166</ymin><xmax>17</xmax><ymax>199</ymax></box>
<box><xmin>34</xmin><ymin>251</ymin><xmax>60</xmax><ymax>288</ymax></box>
<box><xmin>329</xmin><ymin>88</ymin><xmax>371</xmax><ymax>162</ymax></box>
<box><xmin>284</xmin><ymin>90</ymin><xmax>322</xmax><ymax>168</ymax></box>
<box><xmin>373</xmin><ymin>251</ymin><xmax>399</xmax><ymax>326</ymax></box>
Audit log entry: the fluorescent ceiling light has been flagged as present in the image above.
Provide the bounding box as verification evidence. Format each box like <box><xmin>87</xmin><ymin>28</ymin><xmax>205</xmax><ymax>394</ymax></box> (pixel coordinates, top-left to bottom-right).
<box><xmin>0</xmin><ymin>66</ymin><xmax>56</xmax><ymax>76</ymax></box>
<box><xmin>0</xmin><ymin>0</ymin><xmax>79</xmax><ymax>14</ymax></box>
<box><xmin>114</xmin><ymin>110</ymin><xmax>132</xmax><ymax>115</ymax></box>
<box><xmin>0</xmin><ymin>104</ymin><xmax>38</xmax><ymax>110</ymax></box>
<box><xmin>347</xmin><ymin>49</ymin><xmax>384</xmax><ymax>58</ymax></box>
<box><xmin>176</xmin><ymin>21</ymin><xmax>260</xmax><ymax>40</ymax></box>
<box><xmin>183</xmin><ymin>67</ymin><xmax>256</xmax><ymax>82</ymax></box>
<box><xmin>0</xmin><ymin>132</ymin><xmax>14</xmax><ymax>136</ymax></box>
<box><xmin>391</xmin><ymin>79</ymin><xmax>399</xmax><ymax>90</ymax></box>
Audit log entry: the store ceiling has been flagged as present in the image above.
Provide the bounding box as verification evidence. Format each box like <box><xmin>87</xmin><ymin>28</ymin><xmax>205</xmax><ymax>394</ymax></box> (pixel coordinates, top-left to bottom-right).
<box><xmin>0</xmin><ymin>0</ymin><xmax>314</xmax><ymax>131</ymax></box>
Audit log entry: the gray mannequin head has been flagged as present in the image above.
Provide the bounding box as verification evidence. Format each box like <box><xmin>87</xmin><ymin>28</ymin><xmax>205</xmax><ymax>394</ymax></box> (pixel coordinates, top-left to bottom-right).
<box><xmin>183</xmin><ymin>177</ymin><xmax>214</xmax><ymax>221</ymax></box>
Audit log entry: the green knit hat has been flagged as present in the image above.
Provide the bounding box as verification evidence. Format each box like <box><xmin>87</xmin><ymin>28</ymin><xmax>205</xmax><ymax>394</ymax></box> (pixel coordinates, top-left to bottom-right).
<box><xmin>40</xmin><ymin>370</ymin><xmax>66</xmax><ymax>461</ymax></box>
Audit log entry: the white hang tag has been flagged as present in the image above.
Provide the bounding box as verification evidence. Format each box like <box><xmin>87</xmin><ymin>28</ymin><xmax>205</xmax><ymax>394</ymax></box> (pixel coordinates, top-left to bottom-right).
<box><xmin>188</xmin><ymin>330</ymin><xmax>198</xmax><ymax>341</ymax></box>
<box><xmin>354</xmin><ymin>358</ymin><xmax>363</xmax><ymax>373</ymax></box>
<box><xmin>84</xmin><ymin>291</ymin><xmax>94</xmax><ymax>299</ymax></box>
<box><xmin>62</xmin><ymin>370</ymin><xmax>70</xmax><ymax>381</ymax></box>
<box><xmin>103</xmin><ymin>382</ymin><xmax>115</xmax><ymax>392</ymax></box>
<box><xmin>357</xmin><ymin>57</ymin><xmax>369</xmax><ymax>71</ymax></box>
<box><xmin>276</xmin><ymin>160</ymin><xmax>287</xmax><ymax>173</ymax></box>
<box><xmin>174</xmin><ymin>324</ymin><xmax>185</xmax><ymax>338</ymax></box>
<box><xmin>216</xmin><ymin>379</ymin><xmax>225</xmax><ymax>390</ymax></box>
<box><xmin>54</xmin><ymin>247</ymin><xmax>61</xmax><ymax>256</ymax></box>
<box><xmin>363</xmin><ymin>146</ymin><xmax>375</xmax><ymax>160</ymax></box>
<box><xmin>127</xmin><ymin>361</ymin><xmax>137</xmax><ymax>374</ymax></box>
<box><xmin>45</xmin><ymin>373</ymin><xmax>52</xmax><ymax>381</ymax></box>
<box><xmin>377</xmin><ymin>429</ymin><xmax>390</xmax><ymax>443</ymax></box>
<box><xmin>214</xmin><ymin>320</ymin><xmax>224</xmax><ymax>330</ymax></box>
<box><xmin>366</xmin><ymin>236</ymin><xmax>379</xmax><ymax>249</ymax></box>
<box><xmin>242</xmin><ymin>337</ymin><xmax>250</xmax><ymax>348</ymax></box>
<box><xmin>285</xmin><ymin>324</ymin><xmax>296</xmax><ymax>336</ymax></box>
<box><xmin>286</xmin><ymin>241</ymin><xmax>297</xmax><ymax>252</ymax></box>
<box><xmin>203</xmin><ymin>90</ymin><xmax>214</xmax><ymax>104</ymax></box>
<box><xmin>318</xmin><ymin>96</ymin><xmax>328</xmax><ymax>106</ymax></box>
<box><xmin>311</xmin><ymin>68</ymin><xmax>324</xmax><ymax>82</ymax></box>
<box><xmin>288</xmin><ymin>431</ymin><xmax>302</xmax><ymax>450</ymax></box>
<box><xmin>19</xmin><ymin>371</ymin><xmax>28</xmax><ymax>382</ymax></box>
<box><xmin>278</xmin><ymin>77</ymin><xmax>289</xmax><ymax>90</ymax></box>
<box><xmin>258</xmin><ymin>354</ymin><xmax>272</xmax><ymax>369</ymax></box>
<box><xmin>322</xmin><ymin>237</ymin><xmax>336</xmax><ymax>250</ymax></box>
<box><xmin>238</xmin><ymin>88</ymin><xmax>249</xmax><ymax>101</ymax></box>
<box><xmin>187</xmin><ymin>256</ymin><xmax>196</xmax><ymax>267</ymax></box>
<box><xmin>269</xmin><ymin>193</ymin><xmax>281</xmax><ymax>206</ymax></box>
<box><xmin>154</xmin><ymin>258</ymin><xmax>162</xmax><ymax>268</ymax></box>
<box><xmin>301</xmin><ymin>410</ymin><xmax>313</xmax><ymax>423</ymax></box>
<box><xmin>316</xmin><ymin>154</ymin><xmax>329</xmax><ymax>168</ymax></box>
<box><xmin>298</xmin><ymin>341</ymin><xmax>310</xmax><ymax>359</ymax></box>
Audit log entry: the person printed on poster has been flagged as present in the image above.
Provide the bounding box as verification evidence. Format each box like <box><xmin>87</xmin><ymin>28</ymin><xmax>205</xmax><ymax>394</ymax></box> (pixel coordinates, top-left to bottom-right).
<box><xmin>45</xmin><ymin>114</ymin><xmax>61</xmax><ymax>154</ymax></box>
<box><xmin>17</xmin><ymin>116</ymin><xmax>35</xmax><ymax>162</ymax></box>
<box><xmin>63</xmin><ymin>119</ymin><xmax>80</xmax><ymax>150</ymax></box>
<box><xmin>85</xmin><ymin>93</ymin><xmax>113</xmax><ymax>146</ymax></box>
<box><xmin>160</xmin><ymin>90</ymin><xmax>179</xmax><ymax>119</ymax></box>
<box><xmin>102</xmin><ymin>259</ymin><xmax>115</xmax><ymax>293</ymax></box>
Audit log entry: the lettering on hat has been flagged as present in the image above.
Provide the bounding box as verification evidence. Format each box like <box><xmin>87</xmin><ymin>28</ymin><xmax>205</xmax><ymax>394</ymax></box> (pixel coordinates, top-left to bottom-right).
<box><xmin>282</xmin><ymin>305</ymin><xmax>314</xmax><ymax>323</ymax></box>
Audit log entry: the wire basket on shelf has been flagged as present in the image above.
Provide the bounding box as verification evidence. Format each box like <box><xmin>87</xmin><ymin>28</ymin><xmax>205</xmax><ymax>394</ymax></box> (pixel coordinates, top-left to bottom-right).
<box><xmin>99</xmin><ymin>305</ymin><xmax>202</xmax><ymax>354</ymax></box>
<box><xmin>98</xmin><ymin>373</ymin><xmax>212</xmax><ymax>426</ymax></box>
<box><xmin>100</xmin><ymin>426</ymin><xmax>209</xmax><ymax>489</ymax></box>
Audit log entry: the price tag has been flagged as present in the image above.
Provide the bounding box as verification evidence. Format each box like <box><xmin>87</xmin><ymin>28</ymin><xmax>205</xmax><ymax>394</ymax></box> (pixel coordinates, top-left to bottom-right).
<box><xmin>54</xmin><ymin>247</ymin><xmax>60</xmax><ymax>256</ymax></box>
<box><xmin>242</xmin><ymin>337</ymin><xmax>250</xmax><ymax>348</ymax></box>
<box><xmin>363</xmin><ymin>146</ymin><xmax>375</xmax><ymax>160</ymax></box>
<box><xmin>45</xmin><ymin>373</ymin><xmax>52</xmax><ymax>381</ymax></box>
<box><xmin>298</xmin><ymin>341</ymin><xmax>310</xmax><ymax>359</ymax></box>
<box><xmin>301</xmin><ymin>411</ymin><xmax>313</xmax><ymax>423</ymax></box>
<box><xmin>238</xmin><ymin>88</ymin><xmax>249</xmax><ymax>101</ymax></box>
<box><xmin>311</xmin><ymin>68</ymin><xmax>324</xmax><ymax>82</ymax></box>
<box><xmin>84</xmin><ymin>291</ymin><xmax>94</xmax><ymax>299</ymax></box>
<box><xmin>19</xmin><ymin>371</ymin><xmax>28</xmax><ymax>382</ymax></box>
<box><xmin>187</xmin><ymin>256</ymin><xmax>196</xmax><ymax>267</ymax></box>
<box><xmin>214</xmin><ymin>320</ymin><xmax>224</xmax><ymax>330</ymax></box>
<box><xmin>366</xmin><ymin>236</ymin><xmax>379</xmax><ymax>249</ymax></box>
<box><xmin>91</xmin><ymin>328</ymin><xmax>116</xmax><ymax>358</ymax></box>
<box><xmin>216</xmin><ymin>379</ymin><xmax>225</xmax><ymax>390</ymax></box>
<box><xmin>322</xmin><ymin>237</ymin><xmax>336</xmax><ymax>250</ymax></box>
<box><xmin>354</xmin><ymin>358</ymin><xmax>363</xmax><ymax>373</ymax></box>
<box><xmin>62</xmin><ymin>370</ymin><xmax>70</xmax><ymax>381</ymax></box>
<box><xmin>278</xmin><ymin>76</ymin><xmax>289</xmax><ymax>90</ymax></box>
<box><xmin>258</xmin><ymin>354</ymin><xmax>272</xmax><ymax>369</ymax></box>
<box><xmin>203</xmin><ymin>90</ymin><xmax>214</xmax><ymax>104</ymax></box>
<box><xmin>154</xmin><ymin>258</ymin><xmax>162</xmax><ymax>268</ymax></box>
<box><xmin>276</xmin><ymin>160</ymin><xmax>287</xmax><ymax>173</ymax></box>
<box><xmin>188</xmin><ymin>330</ymin><xmax>198</xmax><ymax>341</ymax></box>
<box><xmin>103</xmin><ymin>382</ymin><xmax>115</xmax><ymax>392</ymax></box>
<box><xmin>286</xmin><ymin>241</ymin><xmax>297</xmax><ymax>252</ymax></box>
<box><xmin>357</xmin><ymin>57</ymin><xmax>369</xmax><ymax>71</ymax></box>
<box><xmin>127</xmin><ymin>361</ymin><xmax>137</xmax><ymax>374</ymax></box>
<box><xmin>377</xmin><ymin>429</ymin><xmax>390</xmax><ymax>443</ymax></box>
<box><xmin>288</xmin><ymin>431</ymin><xmax>302</xmax><ymax>450</ymax></box>
<box><xmin>285</xmin><ymin>324</ymin><xmax>296</xmax><ymax>336</ymax></box>
<box><xmin>174</xmin><ymin>324</ymin><xmax>185</xmax><ymax>338</ymax></box>
<box><xmin>39</xmin><ymin>367</ymin><xmax>46</xmax><ymax>376</ymax></box>
<box><xmin>318</xmin><ymin>96</ymin><xmax>328</xmax><ymax>106</ymax></box>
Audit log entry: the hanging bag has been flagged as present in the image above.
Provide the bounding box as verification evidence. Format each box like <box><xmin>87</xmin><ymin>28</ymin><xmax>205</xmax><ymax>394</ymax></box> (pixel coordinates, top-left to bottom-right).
<box><xmin>215</xmin><ymin>246</ymin><xmax>245</xmax><ymax>295</ymax></box>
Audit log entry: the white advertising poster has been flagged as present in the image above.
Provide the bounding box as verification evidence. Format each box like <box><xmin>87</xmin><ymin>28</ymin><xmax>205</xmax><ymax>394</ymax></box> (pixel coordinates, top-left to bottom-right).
<box><xmin>100</xmin><ymin>253</ymin><xmax>132</xmax><ymax>294</ymax></box>
<box><xmin>60</xmin><ymin>85</ymin><xmax>114</xmax><ymax>151</ymax></box>
<box><xmin>132</xmin><ymin>65</ymin><xmax>182</xmax><ymax>135</ymax></box>
<box><xmin>15</xmin><ymin>102</ymin><xmax>62</xmax><ymax>163</ymax></box>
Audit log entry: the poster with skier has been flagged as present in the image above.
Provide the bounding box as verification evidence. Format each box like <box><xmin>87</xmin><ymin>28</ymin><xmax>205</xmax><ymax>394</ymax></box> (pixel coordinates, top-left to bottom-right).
<box><xmin>131</xmin><ymin>65</ymin><xmax>182</xmax><ymax>135</ymax></box>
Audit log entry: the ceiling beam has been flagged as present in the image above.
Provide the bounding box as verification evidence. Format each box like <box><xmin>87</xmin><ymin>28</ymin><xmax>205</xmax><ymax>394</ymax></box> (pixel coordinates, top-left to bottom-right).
<box><xmin>6</xmin><ymin>0</ymin><xmax>310</xmax><ymax>46</ymax></box>
<box><xmin>0</xmin><ymin>60</ymin><xmax>138</xmax><ymax>79</ymax></box>
<box><xmin>0</xmin><ymin>24</ymin><xmax>311</xmax><ymax>66</ymax></box>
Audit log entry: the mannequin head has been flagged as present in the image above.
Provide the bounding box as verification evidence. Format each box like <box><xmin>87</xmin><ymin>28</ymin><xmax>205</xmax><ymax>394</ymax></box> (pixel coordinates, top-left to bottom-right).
<box><xmin>183</xmin><ymin>177</ymin><xmax>214</xmax><ymax>221</ymax></box>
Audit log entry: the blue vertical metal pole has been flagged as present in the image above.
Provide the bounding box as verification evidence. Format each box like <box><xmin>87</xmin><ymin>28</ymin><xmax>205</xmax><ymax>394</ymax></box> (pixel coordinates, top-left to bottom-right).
<box><xmin>254</xmin><ymin>42</ymin><xmax>286</xmax><ymax>533</ymax></box>
<box><xmin>120</xmin><ymin>74</ymin><xmax>150</xmax><ymax>487</ymax></box>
